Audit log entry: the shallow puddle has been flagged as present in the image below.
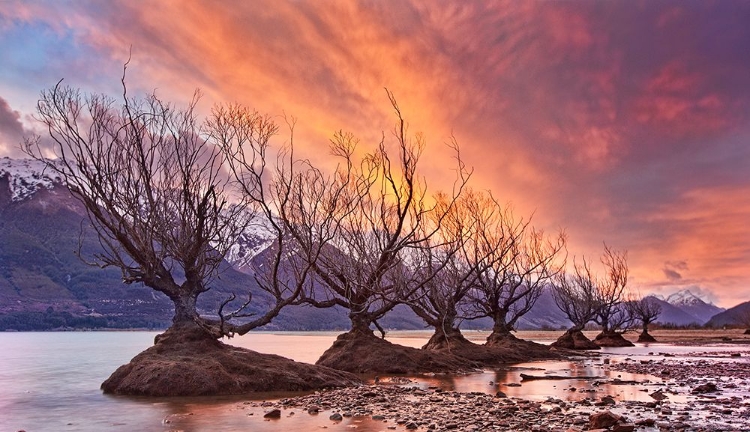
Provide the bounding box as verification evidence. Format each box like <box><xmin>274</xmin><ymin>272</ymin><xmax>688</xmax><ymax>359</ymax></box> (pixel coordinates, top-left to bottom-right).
<box><xmin>397</xmin><ymin>359</ymin><xmax>676</xmax><ymax>403</ymax></box>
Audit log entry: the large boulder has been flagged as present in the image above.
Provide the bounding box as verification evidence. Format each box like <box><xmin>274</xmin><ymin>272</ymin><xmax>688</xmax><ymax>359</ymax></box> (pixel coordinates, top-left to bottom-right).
<box><xmin>102</xmin><ymin>326</ymin><xmax>361</xmax><ymax>396</ymax></box>
<box><xmin>589</xmin><ymin>410</ymin><xmax>622</xmax><ymax>429</ymax></box>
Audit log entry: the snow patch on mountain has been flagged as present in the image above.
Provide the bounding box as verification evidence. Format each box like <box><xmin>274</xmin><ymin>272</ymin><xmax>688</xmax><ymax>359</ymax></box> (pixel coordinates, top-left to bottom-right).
<box><xmin>0</xmin><ymin>157</ymin><xmax>279</xmax><ymax>268</ymax></box>
<box><xmin>0</xmin><ymin>157</ymin><xmax>64</xmax><ymax>201</ymax></box>
<box><xmin>666</xmin><ymin>289</ymin><xmax>712</xmax><ymax>306</ymax></box>
<box><xmin>659</xmin><ymin>289</ymin><xmax>725</xmax><ymax>324</ymax></box>
<box><xmin>225</xmin><ymin>217</ymin><xmax>277</xmax><ymax>270</ymax></box>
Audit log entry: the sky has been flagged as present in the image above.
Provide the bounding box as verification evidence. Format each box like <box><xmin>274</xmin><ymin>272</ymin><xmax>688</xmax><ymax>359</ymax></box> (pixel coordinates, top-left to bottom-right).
<box><xmin>1</xmin><ymin>1</ymin><xmax>749</xmax><ymax>308</ymax></box>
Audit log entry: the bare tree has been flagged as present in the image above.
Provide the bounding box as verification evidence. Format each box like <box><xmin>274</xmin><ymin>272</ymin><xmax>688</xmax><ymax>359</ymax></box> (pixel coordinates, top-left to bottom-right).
<box><xmin>24</xmin><ymin>76</ymin><xmax>255</xmax><ymax>339</ymax></box>
<box><xmin>208</xmin><ymin>104</ymin><xmax>358</xmax><ymax>337</ymax></box>
<box><xmin>461</xmin><ymin>193</ymin><xmax>566</xmax><ymax>345</ymax></box>
<box><xmin>627</xmin><ymin>294</ymin><xmax>662</xmax><ymax>342</ymax></box>
<box><xmin>551</xmin><ymin>245</ymin><xmax>632</xmax><ymax>349</ymax></box>
<box><xmin>592</xmin><ymin>245</ymin><xmax>634</xmax><ymax>346</ymax></box>
<box><xmin>407</xmin><ymin>191</ymin><xmax>479</xmax><ymax>350</ymax></box>
<box><xmin>551</xmin><ymin>255</ymin><xmax>601</xmax><ymax>349</ymax></box>
<box><xmin>299</xmin><ymin>92</ymin><xmax>470</xmax><ymax>338</ymax></box>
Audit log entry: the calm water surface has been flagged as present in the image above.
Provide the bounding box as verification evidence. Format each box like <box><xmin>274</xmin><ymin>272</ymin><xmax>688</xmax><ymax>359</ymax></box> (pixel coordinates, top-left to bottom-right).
<box><xmin>2</xmin><ymin>331</ymin><xmax>748</xmax><ymax>432</ymax></box>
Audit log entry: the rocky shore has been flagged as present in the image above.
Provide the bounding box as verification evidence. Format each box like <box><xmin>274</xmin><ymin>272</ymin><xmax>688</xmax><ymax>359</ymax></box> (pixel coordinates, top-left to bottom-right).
<box><xmin>605</xmin><ymin>350</ymin><xmax>750</xmax><ymax>431</ymax></box>
<box><xmin>151</xmin><ymin>332</ymin><xmax>750</xmax><ymax>431</ymax></box>
<box><xmin>609</xmin><ymin>351</ymin><xmax>750</xmax><ymax>383</ymax></box>
<box><xmin>233</xmin><ymin>376</ymin><xmax>750</xmax><ymax>431</ymax></box>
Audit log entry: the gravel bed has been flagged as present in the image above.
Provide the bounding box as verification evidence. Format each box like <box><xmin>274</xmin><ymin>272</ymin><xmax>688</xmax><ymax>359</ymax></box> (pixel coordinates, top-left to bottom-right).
<box><xmin>239</xmin><ymin>380</ymin><xmax>750</xmax><ymax>431</ymax></box>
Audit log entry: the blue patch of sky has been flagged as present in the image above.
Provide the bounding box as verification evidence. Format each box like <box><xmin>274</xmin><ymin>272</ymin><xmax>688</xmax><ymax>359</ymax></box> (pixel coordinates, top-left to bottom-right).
<box><xmin>0</xmin><ymin>22</ymin><xmax>77</xmax><ymax>83</ymax></box>
<box><xmin>0</xmin><ymin>20</ymin><xmax>120</xmax><ymax>113</ymax></box>
<box><xmin>0</xmin><ymin>21</ymin><xmax>74</xmax><ymax>111</ymax></box>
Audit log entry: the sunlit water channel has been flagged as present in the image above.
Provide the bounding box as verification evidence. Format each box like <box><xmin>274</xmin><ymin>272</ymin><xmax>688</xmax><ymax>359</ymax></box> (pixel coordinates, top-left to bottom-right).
<box><xmin>1</xmin><ymin>331</ymin><xmax>748</xmax><ymax>431</ymax></box>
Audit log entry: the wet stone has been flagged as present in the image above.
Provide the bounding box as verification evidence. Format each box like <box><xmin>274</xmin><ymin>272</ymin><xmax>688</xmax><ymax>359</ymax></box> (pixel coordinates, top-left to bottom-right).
<box><xmin>589</xmin><ymin>410</ymin><xmax>621</xmax><ymax>429</ymax></box>
<box><xmin>265</xmin><ymin>353</ymin><xmax>750</xmax><ymax>432</ymax></box>
<box><xmin>263</xmin><ymin>409</ymin><xmax>281</xmax><ymax>419</ymax></box>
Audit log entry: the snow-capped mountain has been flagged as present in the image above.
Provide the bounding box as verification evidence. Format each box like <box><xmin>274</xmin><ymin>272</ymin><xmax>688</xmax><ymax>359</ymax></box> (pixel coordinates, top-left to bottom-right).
<box><xmin>225</xmin><ymin>218</ymin><xmax>277</xmax><ymax>273</ymax></box>
<box><xmin>0</xmin><ymin>157</ymin><xmax>736</xmax><ymax>331</ymax></box>
<box><xmin>1</xmin><ymin>157</ymin><xmax>279</xmax><ymax>268</ymax></box>
<box><xmin>660</xmin><ymin>289</ymin><xmax>724</xmax><ymax>325</ymax></box>
<box><xmin>0</xmin><ymin>157</ymin><xmax>64</xmax><ymax>201</ymax></box>
<box><xmin>666</xmin><ymin>289</ymin><xmax>711</xmax><ymax>306</ymax></box>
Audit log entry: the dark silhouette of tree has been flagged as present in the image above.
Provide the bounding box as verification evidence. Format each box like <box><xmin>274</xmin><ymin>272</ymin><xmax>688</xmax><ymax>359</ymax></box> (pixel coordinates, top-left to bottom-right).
<box><xmin>591</xmin><ymin>245</ymin><xmax>634</xmax><ymax>346</ymax></box>
<box><xmin>24</xmin><ymin>76</ymin><xmax>257</xmax><ymax>339</ymax></box>
<box><xmin>208</xmin><ymin>104</ymin><xmax>353</xmax><ymax>336</ymax></box>
<box><xmin>297</xmin><ymin>92</ymin><xmax>470</xmax><ymax>337</ymax></box>
<box><xmin>627</xmin><ymin>294</ymin><xmax>662</xmax><ymax>342</ymax></box>
<box><xmin>461</xmin><ymin>193</ymin><xmax>566</xmax><ymax>345</ymax></box>
<box><xmin>552</xmin><ymin>245</ymin><xmax>632</xmax><ymax>349</ymax></box>
<box><xmin>551</xmin><ymin>255</ymin><xmax>600</xmax><ymax>349</ymax></box>
<box><xmin>407</xmin><ymin>191</ymin><xmax>480</xmax><ymax>350</ymax></box>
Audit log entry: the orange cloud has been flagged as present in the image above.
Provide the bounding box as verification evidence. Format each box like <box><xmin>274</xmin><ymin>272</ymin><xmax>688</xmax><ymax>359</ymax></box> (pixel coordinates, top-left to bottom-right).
<box><xmin>629</xmin><ymin>185</ymin><xmax>750</xmax><ymax>306</ymax></box>
<box><xmin>3</xmin><ymin>0</ymin><xmax>750</xmax><ymax>307</ymax></box>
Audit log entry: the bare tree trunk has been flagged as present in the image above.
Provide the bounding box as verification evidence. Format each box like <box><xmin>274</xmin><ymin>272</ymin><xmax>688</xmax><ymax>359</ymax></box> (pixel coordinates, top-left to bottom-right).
<box><xmin>486</xmin><ymin>312</ymin><xmax>519</xmax><ymax>345</ymax></box>
<box><xmin>151</xmin><ymin>288</ymin><xmax>220</xmax><ymax>345</ymax></box>
<box><xmin>423</xmin><ymin>325</ymin><xmax>468</xmax><ymax>350</ymax></box>
<box><xmin>421</xmin><ymin>307</ymin><xmax>471</xmax><ymax>350</ymax></box>
<box><xmin>170</xmin><ymin>292</ymin><xmax>200</xmax><ymax>326</ymax></box>
<box><xmin>349</xmin><ymin>311</ymin><xmax>374</xmax><ymax>337</ymax></box>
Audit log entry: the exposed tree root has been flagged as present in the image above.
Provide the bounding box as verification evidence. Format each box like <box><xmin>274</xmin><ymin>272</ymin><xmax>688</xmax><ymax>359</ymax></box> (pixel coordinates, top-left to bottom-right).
<box><xmin>102</xmin><ymin>325</ymin><xmax>361</xmax><ymax>396</ymax></box>
<box><xmin>551</xmin><ymin>329</ymin><xmax>601</xmax><ymax>350</ymax></box>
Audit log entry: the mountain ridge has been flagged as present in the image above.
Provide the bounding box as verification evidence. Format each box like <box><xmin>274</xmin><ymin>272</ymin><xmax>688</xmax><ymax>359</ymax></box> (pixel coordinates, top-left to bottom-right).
<box><xmin>0</xmin><ymin>158</ymin><xmax>738</xmax><ymax>331</ymax></box>
<box><xmin>705</xmin><ymin>301</ymin><xmax>750</xmax><ymax>328</ymax></box>
<box><xmin>661</xmin><ymin>289</ymin><xmax>724</xmax><ymax>325</ymax></box>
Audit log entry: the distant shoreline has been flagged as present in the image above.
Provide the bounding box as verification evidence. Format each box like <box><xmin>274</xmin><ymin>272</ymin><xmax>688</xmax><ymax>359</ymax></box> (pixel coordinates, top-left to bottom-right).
<box><xmin>4</xmin><ymin>327</ymin><xmax>749</xmax><ymax>345</ymax></box>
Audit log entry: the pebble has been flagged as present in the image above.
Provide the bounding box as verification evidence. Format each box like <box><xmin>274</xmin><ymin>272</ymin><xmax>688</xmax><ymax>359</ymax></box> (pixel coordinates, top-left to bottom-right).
<box><xmin>271</xmin><ymin>385</ymin><xmax>623</xmax><ymax>431</ymax></box>
<box><xmin>263</xmin><ymin>409</ymin><xmax>281</xmax><ymax>419</ymax></box>
<box><xmin>234</xmin><ymin>347</ymin><xmax>750</xmax><ymax>431</ymax></box>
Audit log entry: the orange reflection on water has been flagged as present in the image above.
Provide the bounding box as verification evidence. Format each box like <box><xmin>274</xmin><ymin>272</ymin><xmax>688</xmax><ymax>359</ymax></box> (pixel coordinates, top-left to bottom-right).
<box><xmin>145</xmin><ymin>395</ymin><xmax>391</xmax><ymax>432</ymax></box>
<box><xmin>404</xmin><ymin>359</ymin><xmax>677</xmax><ymax>403</ymax></box>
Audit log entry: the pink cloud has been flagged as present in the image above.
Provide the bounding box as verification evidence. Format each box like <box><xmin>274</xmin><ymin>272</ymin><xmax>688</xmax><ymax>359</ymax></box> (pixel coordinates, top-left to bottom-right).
<box><xmin>3</xmin><ymin>0</ymin><xmax>750</xmax><ymax>306</ymax></box>
<box><xmin>633</xmin><ymin>61</ymin><xmax>735</xmax><ymax>137</ymax></box>
<box><xmin>0</xmin><ymin>96</ymin><xmax>30</xmax><ymax>157</ymax></box>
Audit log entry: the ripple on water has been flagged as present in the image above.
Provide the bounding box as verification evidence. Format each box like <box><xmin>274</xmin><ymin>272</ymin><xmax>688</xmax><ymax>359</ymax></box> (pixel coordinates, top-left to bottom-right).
<box><xmin>2</xmin><ymin>331</ymin><xmax>749</xmax><ymax>432</ymax></box>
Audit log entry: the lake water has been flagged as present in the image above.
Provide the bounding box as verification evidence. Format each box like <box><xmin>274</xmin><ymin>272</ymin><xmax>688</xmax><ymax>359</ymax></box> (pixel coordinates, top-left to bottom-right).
<box><xmin>2</xmin><ymin>331</ymin><xmax>749</xmax><ymax>432</ymax></box>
